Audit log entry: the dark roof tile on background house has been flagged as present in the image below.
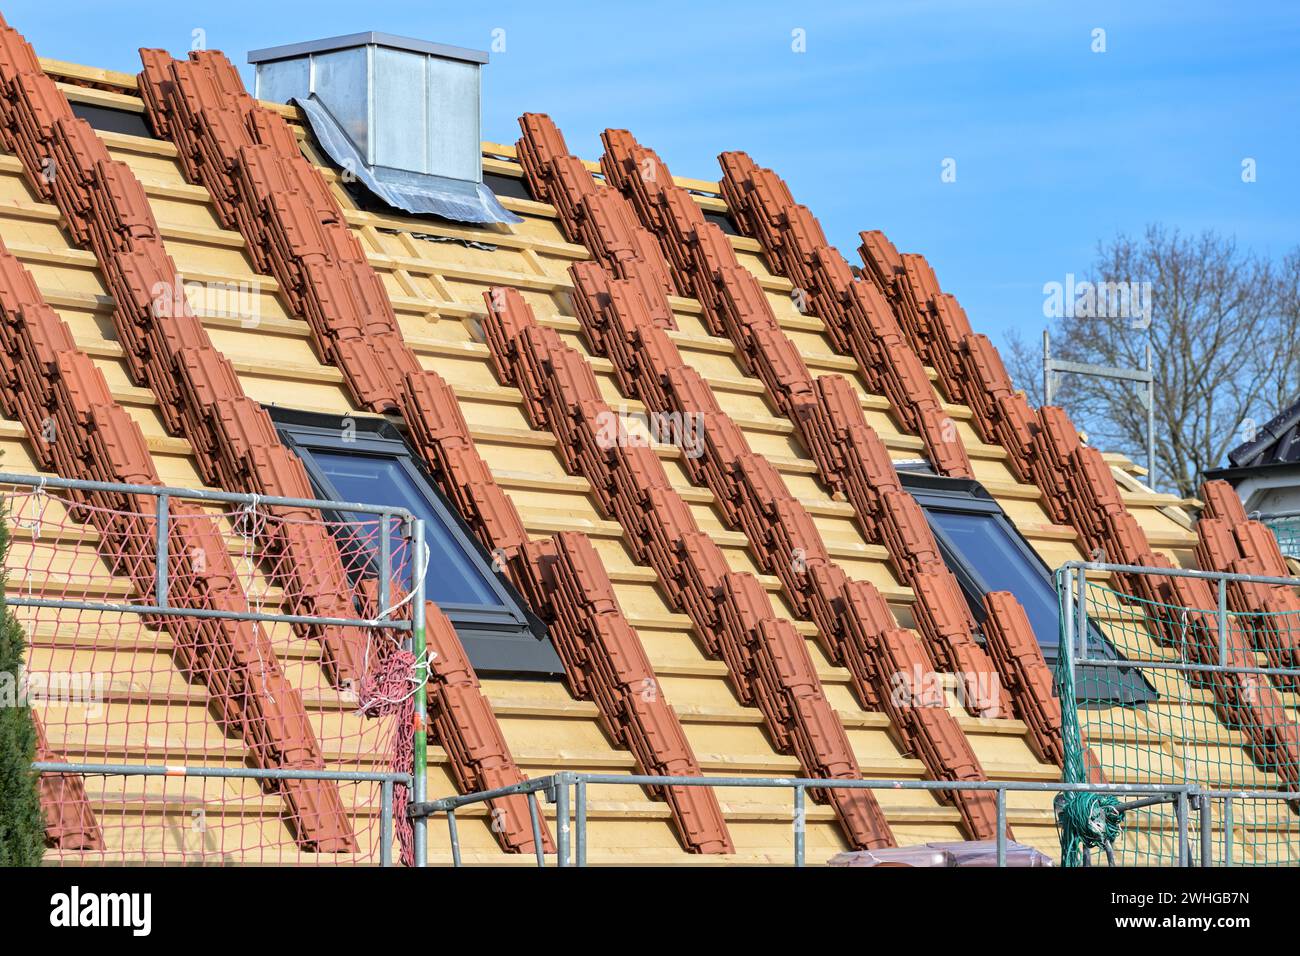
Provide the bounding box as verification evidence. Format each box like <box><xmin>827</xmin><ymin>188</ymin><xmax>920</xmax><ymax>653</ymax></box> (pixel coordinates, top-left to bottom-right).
<box><xmin>1228</xmin><ymin>399</ymin><xmax>1300</xmax><ymax>469</ymax></box>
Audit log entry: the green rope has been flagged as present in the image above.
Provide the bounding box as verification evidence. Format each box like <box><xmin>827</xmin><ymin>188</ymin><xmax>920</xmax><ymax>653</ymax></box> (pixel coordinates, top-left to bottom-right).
<box><xmin>1057</xmin><ymin>791</ymin><xmax>1122</xmax><ymax>867</ymax></box>
<box><xmin>1053</xmin><ymin>572</ymin><xmax>1123</xmax><ymax>865</ymax></box>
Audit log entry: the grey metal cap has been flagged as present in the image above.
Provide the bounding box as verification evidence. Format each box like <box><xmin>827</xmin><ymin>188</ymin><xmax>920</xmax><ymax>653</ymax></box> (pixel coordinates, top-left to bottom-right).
<box><xmin>247</xmin><ymin>31</ymin><xmax>489</xmax><ymax>66</ymax></box>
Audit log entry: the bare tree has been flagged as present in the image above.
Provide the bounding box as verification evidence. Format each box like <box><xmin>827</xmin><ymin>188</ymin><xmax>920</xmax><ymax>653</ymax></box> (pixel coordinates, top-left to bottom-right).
<box><xmin>1004</xmin><ymin>226</ymin><xmax>1298</xmax><ymax>498</ymax></box>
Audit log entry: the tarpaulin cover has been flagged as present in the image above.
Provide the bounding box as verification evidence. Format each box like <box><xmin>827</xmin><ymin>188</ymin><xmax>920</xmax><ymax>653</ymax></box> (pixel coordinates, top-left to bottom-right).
<box><xmin>827</xmin><ymin>840</ymin><xmax>1056</xmax><ymax>867</ymax></box>
<box><xmin>296</xmin><ymin>94</ymin><xmax>522</xmax><ymax>225</ymax></box>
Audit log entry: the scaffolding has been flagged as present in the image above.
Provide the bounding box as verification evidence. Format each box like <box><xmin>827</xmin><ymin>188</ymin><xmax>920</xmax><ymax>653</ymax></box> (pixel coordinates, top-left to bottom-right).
<box><xmin>411</xmin><ymin>772</ymin><xmax>1213</xmax><ymax>867</ymax></box>
<box><xmin>1042</xmin><ymin>330</ymin><xmax>1157</xmax><ymax>489</ymax></box>
<box><xmin>14</xmin><ymin>473</ymin><xmax>1300</xmax><ymax>866</ymax></box>
<box><xmin>1</xmin><ymin>472</ymin><xmax>427</xmax><ymax>866</ymax></box>
<box><xmin>1055</xmin><ymin>560</ymin><xmax>1300</xmax><ymax>866</ymax></box>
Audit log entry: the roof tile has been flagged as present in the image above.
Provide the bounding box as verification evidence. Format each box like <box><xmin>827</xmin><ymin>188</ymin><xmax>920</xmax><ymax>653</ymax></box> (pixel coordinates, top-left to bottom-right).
<box><xmin>0</xmin><ymin>229</ymin><xmax>354</xmax><ymax>850</ymax></box>
<box><xmin>482</xmin><ymin>282</ymin><xmax>895</xmax><ymax>848</ymax></box>
<box><xmin>521</xmin><ymin>121</ymin><xmax>1059</xmax><ymax>831</ymax></box>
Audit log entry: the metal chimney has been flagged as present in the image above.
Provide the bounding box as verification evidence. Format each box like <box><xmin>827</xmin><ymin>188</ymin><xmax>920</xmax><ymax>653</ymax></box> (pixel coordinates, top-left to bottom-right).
<box><xmin>248</xmin><ymin>32</ymin><xmax>519</xmax><ymax>224</ymax></box>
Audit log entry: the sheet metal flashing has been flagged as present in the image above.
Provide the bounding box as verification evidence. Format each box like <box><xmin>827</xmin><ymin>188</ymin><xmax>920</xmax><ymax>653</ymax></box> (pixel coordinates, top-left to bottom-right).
<box><xmin>248</xmin><ymin>32</ymin><xmax>488</xmax><ymax>66</ymax></box>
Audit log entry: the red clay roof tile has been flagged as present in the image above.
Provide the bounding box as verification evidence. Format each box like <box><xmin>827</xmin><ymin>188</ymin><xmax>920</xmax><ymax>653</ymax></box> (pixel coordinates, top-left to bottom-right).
<box><xmin>483</xmin><ymin>283</ymin><xmax>896</xmax><ymax>848</ymax></box>
<box><xmin>529</xmin><ymin>532</ymin><xmax>732</xmax><ymax>853</ymax></box>
<box><xmin>140</xmin><ymin>50</ymin><xmax>738</xmax><ymax>850</ymax></box>
<box><xmin>533</xmin><ymin>126</ymin><xmax>1054</xmax><ymax>821</ymax></box>
<box><xmin>0</xmin><ymin>231</ymin><xmax>354</xmax><ymax>850</ymax></box>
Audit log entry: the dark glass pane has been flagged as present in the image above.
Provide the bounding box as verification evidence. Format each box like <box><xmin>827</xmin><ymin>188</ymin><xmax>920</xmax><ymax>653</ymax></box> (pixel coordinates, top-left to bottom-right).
<box><xmin>929</xmin><ymin>508</ymin><xmax>1061</xmax><ymax>647</ymax></box>
<box><xmin>310</xmin><ymin>448</ymin><xmax>500</xmax><ymax>607</ymax></box>
<box><xmin>921</xmin><ymin>499</ymin><xmax>1154</xmax><ymax>705</ymax></box>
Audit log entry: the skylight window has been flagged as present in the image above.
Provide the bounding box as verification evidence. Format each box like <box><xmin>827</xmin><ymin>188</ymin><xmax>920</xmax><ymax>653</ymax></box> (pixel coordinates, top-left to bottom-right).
<box><xmin>927</xmin><ymin>507</ymin><xmax>1064</xmax><ymax>652</ymax></box>
<box><xmin>69</xmin><ymin>101</ymin><xmax>155</xmax><ymax>139</ymax></box>
<box><xmin>900</xmin><ymin>473</ymin><xmax>1155</xmax><ymax>706</ymax></box>
<box><xmin>272</xmin><ymin>409</ymin><xmax>562</xmax><ymax>677</ymax></box>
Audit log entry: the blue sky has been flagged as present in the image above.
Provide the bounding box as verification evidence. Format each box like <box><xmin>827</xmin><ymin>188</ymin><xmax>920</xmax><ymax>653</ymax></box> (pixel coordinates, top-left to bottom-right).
<box><xmin>7</xmin><ymin>1</ymin><xmax>1298</xmax><ymax>348</ymax></box>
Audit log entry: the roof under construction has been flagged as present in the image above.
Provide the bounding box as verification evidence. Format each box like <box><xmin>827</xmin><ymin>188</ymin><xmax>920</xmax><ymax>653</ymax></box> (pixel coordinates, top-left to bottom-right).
<box><xmin>0</xmin><ymin>13</ymin><xmax>1295</xmax><ymax>865</ymax></box>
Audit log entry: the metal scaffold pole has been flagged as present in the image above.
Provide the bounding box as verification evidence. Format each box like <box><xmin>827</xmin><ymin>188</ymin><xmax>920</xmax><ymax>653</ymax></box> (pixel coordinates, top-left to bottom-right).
<box><xmin>411</xmin><ymin>516</ymin><xmax>429</xmax><ymax>868</ymax></box>
<box><xmin>1043</xmin><ymin>330</ymin><xmax>1158</xmax><ymax>489</ymax></box>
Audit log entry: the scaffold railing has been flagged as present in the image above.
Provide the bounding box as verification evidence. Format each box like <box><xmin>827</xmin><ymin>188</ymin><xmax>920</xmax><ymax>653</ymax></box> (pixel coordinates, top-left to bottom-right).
<box><xmin>0</xmin><ymin>472</ymin><xmax>428</xmax><ymax>866</ymax></box>
<box><xmin>29</xmin><ymin>762</ymin><xmax>412</xmax><ymax>866</ymax></box>
<box><xmin>408</xmin><ymin>771</ymin><xmax>1300</xmax><ymax>867</ymax></box>
<box><xmin>1055</xmin><ymin>560</ymin><xmax>1300</xmax><ymax>867</ymax></box>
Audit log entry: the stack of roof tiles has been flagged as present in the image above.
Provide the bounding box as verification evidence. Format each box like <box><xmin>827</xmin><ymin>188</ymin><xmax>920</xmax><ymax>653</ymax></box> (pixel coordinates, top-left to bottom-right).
<box><xmin>602</xmin><ymin>131</ymin><xmax>972</xmax><ymax>482</ymax></box>
<box><xmin>855</xmin><ymin>230</ymin><xmax>1040</xmax><ymax>481</ymax></box>
<box><xmin>482</xmin><ymin>284</ymin><xmax>903</xmax><ymax>846</ymax></box>
<box><xmin>714</xmin><ymin>154</ymin><xmax>981</xmax><ymax>478</ymax></box>
<box><xmin>524</xmin><ymin>532</ymin><xmax>732</xmax><ymax>853</ymax></box>
<box><xmin>860</xmin><ymin>226</ymin><xmax>1300</xmax><ymax>792</ymax></box>
<box><xmin>5</xmin><ymin>14</ymin><xmax>1294</xmax><ymax>861</ymax></box>
<box><xmin>718</xmin><ymin>152</ymin><xmax>1300</xmax><ymax>791</ymax></box>
<box><xmin>716</xmin><ymin>155</ymin><xmax>1150</xmax><ymax>572</ymax></box>
<box><xmin>1197</xmin><ymin>480</ymin><xmax>1300</xmax><ymax>690</ymax></box>
<box><xmin>30</xmin><ymin>713</ymin><xmax>101</xmax><ymax>850</ymax></box>
<box><xmin>353</xmin><ymin>578</ymin><xmax>555</xmax><ymax>856</ymax></box>
<box><xmin>512</xmin><ymin>113</ymin><xmax>1071</xmax><ymax>816</ymax></box>
<box><xmin>594</xmin><ymin>130</ymin><xmax>1006</xmax><ymax>700</ymax></box>
<box><xmin>0</xmin><ymin>17</ymin><xmax>553</xmax><ymax>856</ymax></box>
<box><xmin>566</xmin><ymin>262</ymin><xmax>1023</xmax><ymax>829</ymax></box>
<box><xmin>855</xmin><ymin>226</ymin><xmax>1161</xmax><ymax>601</ymax></box>
<box><xmin>0</xmin><ymin>18</ymin><xmax>367</xmax><ymax>689</ymax></box>
<box><xmin>0</xmin><ymin>228</ymin><xmax>351</xmax><ymax>849</ymax></box>
<box><xmin>1141</xmin><ymin>551</ymin><xmax>1300</xmax><ymax>793</ymax></box>
<box><xmin>516</xmin><ymin>117</ymin><xmax>1066</xmax><ymax>771</ymax></box>
<box><xmin>137</xmin><ymin>48</ymin><xmax>731</xmax><ymax>854</ymax></box>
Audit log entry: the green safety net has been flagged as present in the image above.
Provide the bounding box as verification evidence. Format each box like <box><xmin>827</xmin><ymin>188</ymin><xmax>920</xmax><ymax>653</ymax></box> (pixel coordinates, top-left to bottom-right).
<box><xmin>1263</xmin><ymin>518</ymin><xmax>1300</xmax><ymax>561</ymax></box>
<box><xmin>1053</xmin><ymin>568</ymin><xmax>1300</xmax><ymax>867</ymax></box>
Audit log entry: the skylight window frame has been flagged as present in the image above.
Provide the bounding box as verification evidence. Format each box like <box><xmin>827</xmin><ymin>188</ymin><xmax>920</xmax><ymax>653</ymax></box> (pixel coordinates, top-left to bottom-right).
<box><xmin>269</xmin><ymin>407</ymin><xmax>562</xmax><ymax>677</ymax></box>
<box><xmin>898</xmin><ymin>472</ymin><xmax>1155</xmax><ymax>707</ymax></box>
<box><xmin>904</xmin><ymin>475</ymin><xmax>1056</xmax><ymax>642</ymax></box>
